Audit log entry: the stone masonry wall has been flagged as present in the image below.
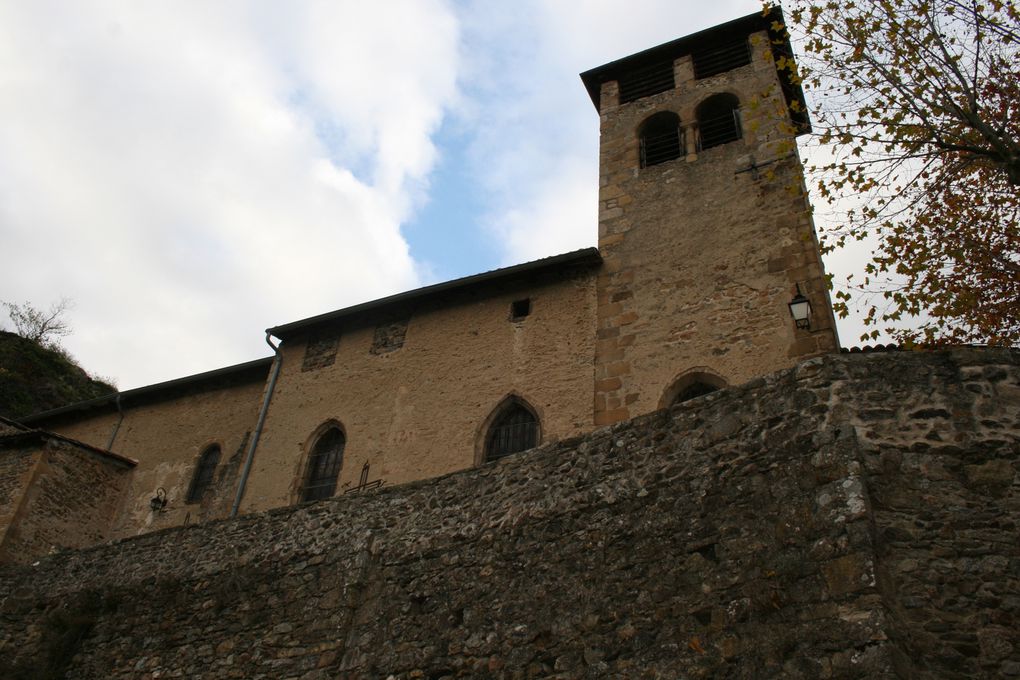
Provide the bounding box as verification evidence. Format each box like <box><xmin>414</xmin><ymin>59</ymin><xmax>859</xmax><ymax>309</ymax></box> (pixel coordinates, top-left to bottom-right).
<box><xmin>0</xmin><ymin>440</ymin><xmax>133</xmax><ymax>565</ymax></box>
<box><xmin>593</xmin><ymin>30</ymin><xmax>839</xmax><ymax>427</ymax></box>
<box><xmin>0</xmin><ymin>448</ymin><xmax>38</xmax><ymax>554</ymax></box>
<box><xmin>0</xmin><ymin>348</ymin><xmax>1017</xmax><ymax>678</ymax></box>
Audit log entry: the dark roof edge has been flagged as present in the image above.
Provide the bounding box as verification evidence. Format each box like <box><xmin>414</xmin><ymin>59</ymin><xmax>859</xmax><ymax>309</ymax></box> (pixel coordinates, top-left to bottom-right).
<box><xmin>269</xmin><ymin>247</ymin><xmax>603</xmax><ymax>338</ymax></box>
<box><xmin>578</xmin><ymin>8</ymin><xmax>810</xmax><ymax>132</ymax></box>
<box><xmin>0</xmin><ymin>416</ymin><xmax>137</xmax><ymax>468</ymax></box>
<box><xmin>21</xmin><ymin>356</ymin><xmax>273</xmax><ymax>424</ymax></box>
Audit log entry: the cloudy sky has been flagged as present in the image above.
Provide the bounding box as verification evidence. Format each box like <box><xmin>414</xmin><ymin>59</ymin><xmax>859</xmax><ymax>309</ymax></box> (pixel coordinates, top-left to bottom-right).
<box><xmin>0</xmin><ymin>0</ymin><xmax>869</xmax><ymax>390</ymax></box>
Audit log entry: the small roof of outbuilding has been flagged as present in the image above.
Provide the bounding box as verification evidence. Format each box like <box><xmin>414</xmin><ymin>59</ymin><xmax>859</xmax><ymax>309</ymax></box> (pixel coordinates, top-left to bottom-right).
<box><xmin>0</xmin><ymin>415</ymin><xmax>137</xmax><ymax>467</ymax></box>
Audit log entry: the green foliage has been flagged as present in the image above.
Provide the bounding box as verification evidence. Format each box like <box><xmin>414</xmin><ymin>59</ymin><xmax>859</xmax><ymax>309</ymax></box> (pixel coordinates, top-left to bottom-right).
<box><xmin>2</xmin><ymin>298</ymin><xmax>73</xmax><ymax>347</ymax></box>
<box><xmin>0</xmin><ymin>330</ymin><xmax>116</xmax><ymax>419</ymax></box>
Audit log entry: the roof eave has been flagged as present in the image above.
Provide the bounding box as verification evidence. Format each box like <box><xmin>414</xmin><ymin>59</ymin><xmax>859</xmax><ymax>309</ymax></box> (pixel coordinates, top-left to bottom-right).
<box><xmin>269</xmin><ymin>247</ymin><xmax>603</xmax><ymax>339</ymax></box>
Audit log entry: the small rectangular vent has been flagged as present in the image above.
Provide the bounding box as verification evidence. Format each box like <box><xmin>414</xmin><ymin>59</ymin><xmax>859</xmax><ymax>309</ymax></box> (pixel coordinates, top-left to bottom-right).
<box><xmin>510</xmin><ymin>298</ymin><xmax>531</xmax><ymax>321</ymax></box>
<box><xmin>692</xmin><ymin>40</ymin><xmax>751</xmax><ymax>79</ymax></box>
<box><xmin>618</xmin><ymin>60</ymin><xmax>675</xmax><ymax>104</ymax></box>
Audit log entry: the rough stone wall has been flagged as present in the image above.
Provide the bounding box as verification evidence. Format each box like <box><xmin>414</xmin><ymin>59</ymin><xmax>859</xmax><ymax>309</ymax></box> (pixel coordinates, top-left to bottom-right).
<box><xmin>0</xmin><ymin>349</ymin><xmax>1016</xmax><ymax>679</ymax></box>
<box><xmin>0</xmin><ymin>440</ymin><xmax>133</xmax><ymax>565</ymax></box>
<box><xmin>0</xmin><ymin>448</ymin><xmax>38</xmax><ymax>552</ymax></box>
<box><xmin>593</xmin><ymin>30</ymin><xmax>839</xmax><ymax>426</ymax></box>
<box><xmin>38</xmin><ymin>377</ymin><xmax>267</xmax><ymax>539</ymax></box>
<box><xmin>241</xmin><ymin>268</ymin><xmax>597</xmax><ymax>514</ymax></box>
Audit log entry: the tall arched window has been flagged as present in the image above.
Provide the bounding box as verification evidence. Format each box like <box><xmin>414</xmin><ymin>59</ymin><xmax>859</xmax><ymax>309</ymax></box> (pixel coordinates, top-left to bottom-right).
<box><xmin>186</xmin><ymin>444</ymin><xmax>221</xmax><ymax>504</ymax></box>
<box><xmin>484</xmin><ymin>400</ymin><xmax>539</xmax><ymax>462</ymax></box>
<box><xmin>696</xmin><ymin>93</ymin><xmax>742</xmax><ymax>150</ymax></box>
<box><xmin>301</xmin><ymin>427</ymin><xmax>346</xmax><ymax>502</ymax></box>
<box><xmin>639</xmin><ymin>111</ymin><xmax>683</xmax><ymax>167</ymax></box>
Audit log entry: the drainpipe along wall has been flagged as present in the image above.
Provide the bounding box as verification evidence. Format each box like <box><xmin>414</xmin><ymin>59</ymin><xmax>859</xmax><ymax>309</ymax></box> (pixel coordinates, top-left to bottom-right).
<box><xmin>230</xmin><ymin>332</ymin><xmax>283</xmax><ymax>517</ymax></box>
<box><xmin>105</xmin><ymin>392</ymin><xmax>124</xmax><ymax>451</ymax></box>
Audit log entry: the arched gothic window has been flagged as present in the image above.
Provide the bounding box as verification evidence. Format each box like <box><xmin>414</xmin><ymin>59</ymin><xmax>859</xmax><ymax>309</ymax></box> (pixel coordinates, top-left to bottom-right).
<box><xmin>301</xmin><ymin>427</ymin><xmax>346</xmax><ymax>502</ymax></box>
<box><xmin>639</xmin><ymin>111</ymin><xmax>683</xmax><ymax>167</ymax></box>
<box><xmin>186</xmin><ymin>444</ymin><xmax>221</xmax><ymax>504</ymax></box>
<box><xmin>485</xmin><ymin>401</ymin><xmax>539</xmax><ymax>462</ymax></box>
<box><xmin>696</xmin><ymin>93</ymin><xmax>742</xmax><ymax>150</ymax></box>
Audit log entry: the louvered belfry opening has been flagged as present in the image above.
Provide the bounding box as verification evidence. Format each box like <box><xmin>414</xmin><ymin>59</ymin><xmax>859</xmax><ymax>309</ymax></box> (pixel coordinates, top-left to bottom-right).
<box><xmin>618</xmin><ymin>60</ymin><xmax>675</xmax><ymax>104</ymax></box>
<box><xmin>692</xmin><ymin>39</ymin><xmax>751</xmax><ymax>79</ymax></box>
<box><xmin>186</xmin><ymin>445</ymin><xmax>221</xmax><ymax>503</ymax></box>
<box><xmin>697</xmin><ymin>93</ymin><xmax>742</xmax><ymax>150</ymax></box>
<box><xmin>301</xmin><ymin>427</ymin><xmax>346</xmax><ymax>502</ymax></box>
<box><xmin>486</xmin><ymin>402</ymin><xmax>539</xmax><ymax>462</ymax></box>
<box><xmin>640</xmin><ymin>111</ymin><xmax>684</xmax><ymax>168</ymax></box>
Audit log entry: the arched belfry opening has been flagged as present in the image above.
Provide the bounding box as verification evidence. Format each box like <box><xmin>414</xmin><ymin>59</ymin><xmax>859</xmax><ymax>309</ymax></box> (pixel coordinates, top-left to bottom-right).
<box><xmin>481</xmin><ymin>397</ymin><xmax>541</xmax><ymax>463</ymax></box>
<box><xmin>660</xmin><ymin>371</ymin><xmax>728</xmax><ymax>409</ymax></box>
<box><xmin>696</xmin><ymin>93</ymin><xmax>742</xmax><ymax>150</ymax></box>
<box><xmin>639</xmin><ymin>111</ymin><xmax>683</xmax><ymax>167</ymax></box>
<box><xmin>301</xmin><ymin>425</ymin><xmax>346</xmax><ymax>502</ymax></box>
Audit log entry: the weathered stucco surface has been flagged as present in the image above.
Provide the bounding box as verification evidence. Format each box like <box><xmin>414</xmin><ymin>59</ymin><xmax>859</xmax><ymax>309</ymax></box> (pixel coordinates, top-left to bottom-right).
<box><xmin>42</xmin><ymin>374</ymin><xmax>269</xmax><ymax>539</ymax></box>
<box><xmin>1</xmin><ymin>348</ymin><xmax>1016</xmax><ymax>679</ymax></box>
<box><xmin>243</xmin><ymin>265</ymin><xmax>598</xmax><ymax>512</ymax></box>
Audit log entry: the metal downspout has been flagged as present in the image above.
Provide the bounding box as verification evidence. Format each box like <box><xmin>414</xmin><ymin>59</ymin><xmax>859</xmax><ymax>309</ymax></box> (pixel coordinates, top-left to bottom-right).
<box><xmin>231</xmin><ymin>332</ymin><xmax>282</xmax><ymax>517</ymax></box>
<box><xmin>105</xmin><ymin>392</ymin><xmax>124</xmax><ymax>451</ymax></box>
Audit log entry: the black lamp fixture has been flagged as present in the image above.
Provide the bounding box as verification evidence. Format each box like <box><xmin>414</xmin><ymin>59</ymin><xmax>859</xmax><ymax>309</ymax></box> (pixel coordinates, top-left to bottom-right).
<box><xmin>149</xmin><ymin>487</ymin><xmax>167</xmax><ymax>513</ymax></box>
<box><xmin>788</xmin><ymin>284</ymin><xmax>812</xmax><ymax>330</ymax></box>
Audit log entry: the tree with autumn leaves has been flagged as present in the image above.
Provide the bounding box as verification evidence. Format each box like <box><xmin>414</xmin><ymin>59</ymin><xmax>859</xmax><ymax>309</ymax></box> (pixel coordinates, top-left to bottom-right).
<box><xmin>773</xmin><ymin>0</ymin><xmax>1020</xmax><ymax>345</ymax></box>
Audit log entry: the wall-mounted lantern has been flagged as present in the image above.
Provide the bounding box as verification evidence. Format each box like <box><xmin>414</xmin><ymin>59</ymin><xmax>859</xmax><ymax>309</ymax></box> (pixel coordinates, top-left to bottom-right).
<box><xmin>788</xmin><ymin>284</ymin><xmax>812</xmax><ymax>330</ymax></box>
<box><xmin>149</xmin><ymin>487</ymin><xmax>167</xmax><ymax>513</ymax></box>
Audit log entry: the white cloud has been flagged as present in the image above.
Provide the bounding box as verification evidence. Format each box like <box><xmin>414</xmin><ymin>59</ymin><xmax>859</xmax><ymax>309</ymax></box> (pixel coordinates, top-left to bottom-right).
<box><xmin>0</xmin><ymin>0</ymin><xmax>459</xmax><ymax>388</ymax></box>
<box><xmin>453</xmin><ymin>0</ymin><xmax>763</xmax><ymax>265</ymax></box>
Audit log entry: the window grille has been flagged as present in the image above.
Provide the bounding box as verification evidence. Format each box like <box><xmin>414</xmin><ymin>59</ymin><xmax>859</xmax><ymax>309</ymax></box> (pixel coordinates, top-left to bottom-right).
<box><xmin>301</xmin><ymin>428</ymin><xmax>345</xmax><ymax>502</ymax></box>
<box><xmin>696</xmin><ymin>94</ymin><xmax>742</xmax><ymax>150</ymax></box>
<box><xmin>485</xmin><ymin>403</ymin><xmax>538</xmax><ymax>462</ymax></box>
<box><xmin>186</xmin><ymin>445</ymin><xmax>221</xmax><ymax>503</ymax></box>
<box><xmin>639</xmin><ymin>112</ymin><xmax>684</xmax><ymax>168</ymax></box>
<box><xmin>618</xmin><ymin>60</ymin><xmax>675</xmax><ymax>104</ymax></box>
<box><xmin>692</xmin><ymin>40</ymin><xmax>751</xmax><ymax>79</ymax></box>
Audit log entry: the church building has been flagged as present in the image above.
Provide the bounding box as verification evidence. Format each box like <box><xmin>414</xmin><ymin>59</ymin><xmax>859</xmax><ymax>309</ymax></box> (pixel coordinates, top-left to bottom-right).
<box><xmin>1</xmin><ymin>9</ymin><xmax>838</xmax><ymax>564</ymax></box>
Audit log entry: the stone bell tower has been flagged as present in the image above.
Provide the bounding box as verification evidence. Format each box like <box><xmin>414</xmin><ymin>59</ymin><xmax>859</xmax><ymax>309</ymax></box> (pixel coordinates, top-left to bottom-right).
<box><xmin>580</xmin><ymin>8</ymin><xmax>839</xmax><ymax>426</ymax></box>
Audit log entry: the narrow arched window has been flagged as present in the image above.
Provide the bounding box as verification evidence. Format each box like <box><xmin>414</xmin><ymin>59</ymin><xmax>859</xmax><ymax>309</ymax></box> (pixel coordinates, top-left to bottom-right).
<box><xmin>639</xmin><ymin>111</ymin><xmax>683</xmax><ymax>167</ymax></box>
<box><xmin>485</xmin><ymin>402</ymin><xmax>539</xmax><ymax>462</ymax></box>
<box><xmin>186</xmin><ymin>445</ymin><xmax>221</xmax><ymax>504</ymax></box>
<box><xmin>301</xmin><ymin>427</ymin><xmax>345</xmax><ymax>502</ymax></box>
<box><xmin>696</xmin><ymin>93</ymin><xmax>742</xmax><ymax>150</ymax></box>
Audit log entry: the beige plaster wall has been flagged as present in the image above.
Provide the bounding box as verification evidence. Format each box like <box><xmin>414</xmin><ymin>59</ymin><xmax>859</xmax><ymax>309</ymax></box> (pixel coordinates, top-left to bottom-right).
<box><xmin>239</xmin><ymin>269</ymin><xmax>597</xmax><ymax>513</ymax></box>
<box><xmin>38</xmin><ymin>378</ymin><xmax>267</xmax><ymax>539</ymax></box>
<box><xmin>593</xmin><ymin>30</ymin><xmax>839</xmax><ymax>426</ymax></box>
